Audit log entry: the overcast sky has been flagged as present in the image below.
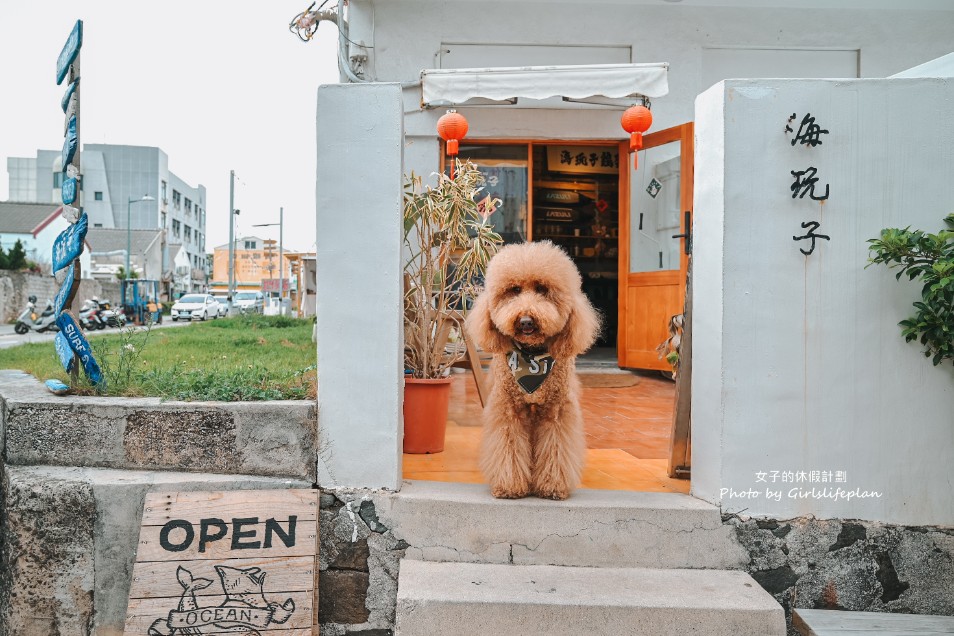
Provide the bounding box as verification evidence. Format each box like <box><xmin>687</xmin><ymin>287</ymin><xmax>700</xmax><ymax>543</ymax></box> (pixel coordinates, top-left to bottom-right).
<box><xmin>0</xmin><ymin>2</ymin><xmax>340</xmax><ymax>252</ymax></box>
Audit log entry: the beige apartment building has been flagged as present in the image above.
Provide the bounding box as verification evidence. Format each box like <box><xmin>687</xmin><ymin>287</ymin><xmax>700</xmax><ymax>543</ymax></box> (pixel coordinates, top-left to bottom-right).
<box><xmin>209</xmin><ymin>235</ymin><xmax>294</xmax><ymax>295</ymax></box>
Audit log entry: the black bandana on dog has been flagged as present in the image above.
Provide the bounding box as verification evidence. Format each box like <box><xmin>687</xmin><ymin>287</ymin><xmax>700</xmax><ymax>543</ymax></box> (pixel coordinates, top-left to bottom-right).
<box><xmin>508</xmin><ymin>345</ymin><xmax>556</xmax><ymax>394</ymax></box>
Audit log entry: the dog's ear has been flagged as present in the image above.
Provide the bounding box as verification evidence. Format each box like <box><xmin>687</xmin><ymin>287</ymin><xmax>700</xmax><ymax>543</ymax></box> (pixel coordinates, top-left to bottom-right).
<box><xmin>550</xmin><ymin>290</ymin><xmax>601</xmax><ymax>358</ymax></box>
<box><xmin>465</xmin><ymin>289</ymin><xmax>510</xmax><ymax>354</ymax></box>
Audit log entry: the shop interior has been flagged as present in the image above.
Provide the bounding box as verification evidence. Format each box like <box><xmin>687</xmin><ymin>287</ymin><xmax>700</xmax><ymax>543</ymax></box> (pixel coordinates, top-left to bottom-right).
<box><xmin>412</xmin><ymin>141</ymin><xmax>687</xmax><ymax>493</ymax></box>
<box><xmin>456</xmin><ymin>142</ymin><xmax>621</xmax><ymax>359</ymax></box>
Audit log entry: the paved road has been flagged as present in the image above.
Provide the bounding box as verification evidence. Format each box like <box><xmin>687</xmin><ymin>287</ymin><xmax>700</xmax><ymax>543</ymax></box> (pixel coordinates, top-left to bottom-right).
<box><xmin>0</xmin><ymin>318</ymin><xmax>192</xmax><ymax>351</ymax></box>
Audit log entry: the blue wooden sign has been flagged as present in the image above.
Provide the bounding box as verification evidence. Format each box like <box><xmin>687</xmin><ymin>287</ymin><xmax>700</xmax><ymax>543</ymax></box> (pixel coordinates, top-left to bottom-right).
<box><xmin>57</xmin><ymin>311</ymin><xmax>103</xmax><ymax>385</ymax></box>
<box><xmin>56</xmin><ymin>20</ymin><xmax>83</xmax><ymax>85</ymax></box>
<box><xmin>54</xmin><ymin>331</ymin><xmax>75</xmax><ymax>373</ymax></box>
<box><xmin>52</xmin><ymin>211</ymin><xmax>87</xmax><ymax>273</ymax></box>
<box><xmin>62</xmin><ymin>176</ymin><xmax>77</xmax><ymax>205</ymax></box>
<box><xmin>62</xmin><ymin>116</ymin><xmax>78</xmax><ymax>168</ymax></box>
<box><xmin>61</xmin><ymin>79</ymin><xmax>78</xmax><ymax>113</ymax></box>
<box><xmin>54</xmin><ymin>262</ymin><xmax>75</xmax><ymax>315</ymax></box>
<box><xmin>45</xmin><ymin>379</ymin><xmax>71</xmax><ymax>396</ymax></box>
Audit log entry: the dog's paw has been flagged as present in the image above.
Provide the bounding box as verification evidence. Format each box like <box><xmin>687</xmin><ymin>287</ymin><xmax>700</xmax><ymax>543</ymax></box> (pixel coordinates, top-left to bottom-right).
<box><xmin>490</xmin><ymin>484</ymin><xmax>529</xmax><ymax>499</ymax></box>
<box><xmin>534</xmin><ymin>487</ymin><xmax>570</xmax><ymax>501</ymax></box>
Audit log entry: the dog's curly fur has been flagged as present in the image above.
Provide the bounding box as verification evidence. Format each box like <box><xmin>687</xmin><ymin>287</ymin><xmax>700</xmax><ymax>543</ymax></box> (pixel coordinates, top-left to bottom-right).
<box><xmin>465</xmin><ymin>241</ymin><xmax>600</xmax><ymax>500</ymax></box>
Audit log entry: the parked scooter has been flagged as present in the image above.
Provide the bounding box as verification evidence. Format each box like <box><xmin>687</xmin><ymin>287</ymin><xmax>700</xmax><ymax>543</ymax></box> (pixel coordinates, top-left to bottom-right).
<box><xmin>14</xmin><ymin>296</ymin><xmax>59</xmax><ymax>334</ymax></box>
<box><xmin>97</xmin><ymin>298</ymin><xmax>126</xmax><ymax>328</ymax></box>
<box><xmin>78</xmin><ymin>299</ymin><xmax>107</xmax><ymax>331</ymax></box>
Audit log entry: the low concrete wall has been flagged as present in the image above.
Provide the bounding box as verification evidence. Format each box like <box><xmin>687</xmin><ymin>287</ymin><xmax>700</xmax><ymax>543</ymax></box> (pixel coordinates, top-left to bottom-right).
<box><xmin>0</xmin><ymin>270</ymin><xmax>114</xmax><ymax>323</ymax></box>
<box><xmin>0</xmin><ymin>371</ymin><xmax>316</xmax><ymax>480</ymax></box>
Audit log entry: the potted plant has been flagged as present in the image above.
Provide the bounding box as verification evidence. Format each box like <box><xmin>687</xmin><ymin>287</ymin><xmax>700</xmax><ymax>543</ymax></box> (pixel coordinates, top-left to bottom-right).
<box><xmin>402</xmin><ymin>160</ymin><xmax>502</xmax><ymax>453</ymax></box>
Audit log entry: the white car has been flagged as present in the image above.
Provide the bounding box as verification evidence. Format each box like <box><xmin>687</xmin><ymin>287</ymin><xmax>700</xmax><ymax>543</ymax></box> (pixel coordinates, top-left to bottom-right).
<box><xmin>211</xmin><ymin>295</ymin><xmax>229</xmax><ymax>317</ymax></box>
<box><xmin>171</xmin><ymin>294</ymin><xmax>221</xmax><ymax>321</ymax></box>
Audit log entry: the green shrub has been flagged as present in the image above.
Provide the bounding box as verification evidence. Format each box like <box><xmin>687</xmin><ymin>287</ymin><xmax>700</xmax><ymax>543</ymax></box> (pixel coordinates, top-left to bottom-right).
<box><xmin>867</xmin><ymin>214</ymin><xmax>954</xmax><ymax>366</ymax></box>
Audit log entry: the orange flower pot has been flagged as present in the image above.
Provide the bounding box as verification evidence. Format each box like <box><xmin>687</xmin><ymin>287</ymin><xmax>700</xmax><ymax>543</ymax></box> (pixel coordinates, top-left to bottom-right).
<box><xmin>403</xmin><ymin>376</ymin><xmax>452</xmax><ymax>454</ymax></box>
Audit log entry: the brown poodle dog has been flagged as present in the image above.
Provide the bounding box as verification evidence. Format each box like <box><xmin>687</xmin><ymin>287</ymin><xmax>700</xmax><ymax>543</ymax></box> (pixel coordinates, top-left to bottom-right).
<box><xmin>465</xmin><ymin>241</ymin><xmax>600</xmax><ymax>500</ymax></box>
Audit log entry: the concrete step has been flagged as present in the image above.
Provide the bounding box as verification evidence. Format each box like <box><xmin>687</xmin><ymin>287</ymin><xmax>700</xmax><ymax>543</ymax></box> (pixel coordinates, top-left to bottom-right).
<box><xmin>395</xmin><ymin>560</ymin><xmax>786</xmax><ymax>636</ymax></box>
<box><xmin>377</xmin><ymin>480</ymin><xmax>748</xmax><ymax>569</ymax></box>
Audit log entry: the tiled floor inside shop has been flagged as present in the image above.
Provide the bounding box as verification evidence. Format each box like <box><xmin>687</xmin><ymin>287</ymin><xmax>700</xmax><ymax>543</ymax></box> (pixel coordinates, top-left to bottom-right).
<box><xmin>403</xmin><ymin>366</ymin><xmax>690</xmax><ymax>493</ymax></box>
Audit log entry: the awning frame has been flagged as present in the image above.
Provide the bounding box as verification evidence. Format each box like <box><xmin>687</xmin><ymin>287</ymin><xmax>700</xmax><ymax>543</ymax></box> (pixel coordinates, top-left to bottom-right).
<box><xmin>420</xmin><ymin>62</ymin><xmax>669</xmax><ymax>110</ymax></box>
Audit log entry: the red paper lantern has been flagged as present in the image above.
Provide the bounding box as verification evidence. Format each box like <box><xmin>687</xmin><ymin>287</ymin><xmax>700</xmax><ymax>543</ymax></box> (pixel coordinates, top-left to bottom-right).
<box><xmin>437</xmin><ymin>109</ymin><xmax>468</xmax><ymax>178</ymax></box>
<box><xmin>621</xmin><ymin>104</ymin><xmax>653</xmax><ymax>169</ymax></box>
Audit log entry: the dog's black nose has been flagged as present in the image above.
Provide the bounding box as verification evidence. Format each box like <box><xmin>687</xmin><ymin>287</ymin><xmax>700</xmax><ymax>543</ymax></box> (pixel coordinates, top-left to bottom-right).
<box><xmin>519</xmin><ymin>316</ymin><xmax>536</xmax><ymax>330</ymax></box>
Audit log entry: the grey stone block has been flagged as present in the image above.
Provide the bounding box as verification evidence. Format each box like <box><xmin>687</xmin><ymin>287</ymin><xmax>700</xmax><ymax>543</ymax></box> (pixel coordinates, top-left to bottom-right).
<box><xmin>394</xmin><ymin>560</ymin><xmax>786</xmax><ymax>636</ymax></box>
<box><xmin>0</xmin><ymin>466</ymin><xmax>95</xmax><ymax>636</ymax></box>
<box><xmin>320</xmin><ymin>569</ymin><xmax>371</xmax><ymax>624</ymax></box>
<box><xmin>0</xmin><ymin>371</ymin><xmax>317</xmax><ymax>480</ymax></box>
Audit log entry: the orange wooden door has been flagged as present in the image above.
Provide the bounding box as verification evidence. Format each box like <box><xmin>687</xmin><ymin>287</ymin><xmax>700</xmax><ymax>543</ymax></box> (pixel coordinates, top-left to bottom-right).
<box><xmin>617</xmin><ymin>123</ymin><xmax>693</xmax><ymax>370</ymax></box>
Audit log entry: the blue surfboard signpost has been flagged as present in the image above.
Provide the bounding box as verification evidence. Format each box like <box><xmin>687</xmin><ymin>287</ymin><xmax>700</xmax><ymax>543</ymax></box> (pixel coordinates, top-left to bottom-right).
<box><xmin>46</xmin><ymin>18</ymin><xmax>104</xmax><ymax>395</ymax></box>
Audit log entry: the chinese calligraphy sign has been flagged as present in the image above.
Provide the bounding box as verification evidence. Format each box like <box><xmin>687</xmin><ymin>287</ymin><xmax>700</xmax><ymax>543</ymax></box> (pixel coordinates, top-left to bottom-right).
<box><xmin>785</xmin><ymin>112</ymin><xmax>831</xmax><ymax>256</ymax></box>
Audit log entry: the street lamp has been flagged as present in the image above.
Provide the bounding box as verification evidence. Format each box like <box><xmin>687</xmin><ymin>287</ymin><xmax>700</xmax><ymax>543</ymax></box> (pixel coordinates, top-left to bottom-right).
<box><xmin>253</xmin><ymin>206</ymin><xmax>284</xmax><ymax>315</ymax></box>
<box><xmin>126</xmin><ymin>195</ymin><xmax>155</xmax><ymax>280</ymax></box>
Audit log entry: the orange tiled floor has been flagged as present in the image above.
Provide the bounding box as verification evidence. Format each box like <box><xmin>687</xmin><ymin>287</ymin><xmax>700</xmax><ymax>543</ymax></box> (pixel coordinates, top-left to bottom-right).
<box><xmin>403</xmin><ymin>370</ymin><xmax>690</xmax><ymax>493</ymax></box>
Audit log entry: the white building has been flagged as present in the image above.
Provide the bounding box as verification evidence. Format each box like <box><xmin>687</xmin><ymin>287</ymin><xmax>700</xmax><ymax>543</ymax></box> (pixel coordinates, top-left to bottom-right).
<box><xmin>0</xmin><ymin>201</ymin><xmax>91</xmax><ymax>274</ymax></box>
<box><xmin>7</xmin><ymin>144</ymin><xmax>208</xmax><ymax>295</ymax></box>
<box><xmin>314</xmin><ymin>0</ymin><xmax>954</xmax><ymax>528</ymax></box>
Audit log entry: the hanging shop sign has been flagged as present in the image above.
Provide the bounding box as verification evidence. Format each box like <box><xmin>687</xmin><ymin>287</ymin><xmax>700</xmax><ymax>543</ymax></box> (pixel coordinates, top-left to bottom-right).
<box><xmin>545</xmin><ymin>145</ymin><xmax>620</xmax><ymax>175</ymax></box>
<box><xmin>123</xmin><ymin>489</ymin><xmax>319</xmax><ymax>635</ymax></box>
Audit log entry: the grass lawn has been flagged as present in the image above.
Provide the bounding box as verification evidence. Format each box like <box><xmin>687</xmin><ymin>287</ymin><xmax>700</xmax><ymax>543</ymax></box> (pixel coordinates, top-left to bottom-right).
<box><xmin>0</xmin><ymin>315</ymin><xmax>316</xmax><ymax>401</ymax></box>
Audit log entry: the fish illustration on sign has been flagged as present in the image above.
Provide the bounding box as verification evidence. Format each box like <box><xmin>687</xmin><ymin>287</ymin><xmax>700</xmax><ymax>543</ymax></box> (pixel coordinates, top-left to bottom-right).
<box><xmin>147</xmin><ymin>565</ymin><xmax>295</xmax><ymax>635</ymax></box>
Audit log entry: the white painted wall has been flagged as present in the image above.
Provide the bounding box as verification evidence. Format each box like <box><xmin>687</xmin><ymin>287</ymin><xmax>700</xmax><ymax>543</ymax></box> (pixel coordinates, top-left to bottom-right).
<box><xmin>316</xmin><ymin>83</ymin><xmax>404</xmax><ymax>490</ymax></box>
<box><xmin>692</xmin><ymin>78</ymin><xmax>954</xmax><ymax>526</ymax></box>
<box><xmin>349</xmin><ymin>0</ymin><xmax>954</xmax><ymax>148</ymax></box>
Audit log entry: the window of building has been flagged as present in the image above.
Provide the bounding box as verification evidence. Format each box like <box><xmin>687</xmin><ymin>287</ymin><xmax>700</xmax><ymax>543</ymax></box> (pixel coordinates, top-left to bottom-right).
<box><xmin>172</xmin><ymin>190</ymin><xmax>181</xmax><ymax>209</ymax></box>
<box><xmin>53</xmin><ymin>172</ymin><xmax>64</xmax><ymax>188</ymax></box>
<box><xmin>172</xmin><ymin>219</ymin><xmax>181</xmax><ymax>238</ymax></box>
<box><xmin>184</xmin><ymin>226</ymin><xmax>192</xmax><ymax>242</ymax></box>
<box><xmin>94</xmin><ymin>223</ymin><xmax>103</xmax><ymax>228</ymax></box>
<box><xmin>245</xmin><ymin>240</ymin><xmax>257</xmax><ymax>249</ymax></box>
<box><xmin>161</xmin><ymin>180</ymin><xmax>167</xmax><ymax>201</ymax></box>
<box><xmin>185</xmin><ymin>198</ymin><xmax>192</xmax><ymax>215</ymax></box>
<box><xmin>94</xmin><ymin>191</ymin><xmax>103</xmax><ymax>201</ymax></box>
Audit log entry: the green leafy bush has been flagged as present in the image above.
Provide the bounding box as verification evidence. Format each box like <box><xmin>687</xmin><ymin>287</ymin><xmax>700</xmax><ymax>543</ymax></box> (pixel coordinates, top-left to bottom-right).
<box><xmin>867</xmin><ymin>214</ymin><xmax>954</xmax><ymax>366</ymax></box>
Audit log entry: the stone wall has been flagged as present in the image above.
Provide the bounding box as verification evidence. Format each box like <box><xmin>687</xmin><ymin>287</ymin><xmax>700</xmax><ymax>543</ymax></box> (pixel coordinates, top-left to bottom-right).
<box><xmin>727</xmin><ymin>514</ymin><xmax>954</xmax><ymax>636</ymax></box>
<box><xmin>0</xmin><ymin>270</ymin><xmax>117</xmax><ymax>323</ymax></box>
<box><xmin>318</xmin><ymin>492</ymin><xmax>407</xmax><ymax>636</ymax></box>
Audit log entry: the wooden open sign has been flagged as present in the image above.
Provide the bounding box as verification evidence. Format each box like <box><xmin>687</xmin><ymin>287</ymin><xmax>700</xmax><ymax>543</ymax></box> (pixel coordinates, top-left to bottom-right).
<box><xmin>124</xmin><ymin>489</ymin><xmax>318</xmax><ymax>635</ymax></box>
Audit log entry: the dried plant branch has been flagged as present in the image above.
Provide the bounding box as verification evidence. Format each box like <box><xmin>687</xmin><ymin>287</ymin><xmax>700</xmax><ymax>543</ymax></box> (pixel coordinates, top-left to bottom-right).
<box><xmin>403</xmin><ymin>160</ymin><xmax>503</xmax><ymax>379</ymax></box>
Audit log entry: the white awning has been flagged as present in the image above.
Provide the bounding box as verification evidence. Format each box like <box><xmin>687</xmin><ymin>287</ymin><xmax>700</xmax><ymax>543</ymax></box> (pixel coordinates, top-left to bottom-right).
<box><xmin>421</xmin><ymin>63</ymin><xmax>669</xmax><ymax>109</ymax></box>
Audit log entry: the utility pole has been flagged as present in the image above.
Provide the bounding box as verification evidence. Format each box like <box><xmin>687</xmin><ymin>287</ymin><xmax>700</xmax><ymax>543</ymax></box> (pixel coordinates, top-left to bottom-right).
<box><xmin>279</xmin><ymin>206</ymin><xmax>284</xmax><ymax>314</ymax></box>
<box><xmin>228</xmin><ymin>170</ymin><xmax>235</xmax><ymax>315</ymax></box>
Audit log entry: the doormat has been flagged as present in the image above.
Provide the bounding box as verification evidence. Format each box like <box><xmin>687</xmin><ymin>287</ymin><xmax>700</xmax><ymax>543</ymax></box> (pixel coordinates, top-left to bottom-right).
<box><xmin>577</xmin><ymin>373</ymin><xmax>641</xmax><ymax>388</ymax></box>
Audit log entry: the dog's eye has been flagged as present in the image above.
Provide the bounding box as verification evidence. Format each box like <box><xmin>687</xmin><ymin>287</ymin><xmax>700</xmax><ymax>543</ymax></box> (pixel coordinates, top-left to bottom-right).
<box><xmin>508</xmin><ymin>285</ymin><xmax>522</xmax><ymax>295</ymax></box>
<box><xmin>535</xmin><ymin>284</ymin><xmax>549</xmax><ymax>295</ymax></box>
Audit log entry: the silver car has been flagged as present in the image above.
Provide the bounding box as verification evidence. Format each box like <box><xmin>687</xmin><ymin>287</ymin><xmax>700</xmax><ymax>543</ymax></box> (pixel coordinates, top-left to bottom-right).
<box><xmin>211</xmin><ymin>295</ymin><xmax>229</xmax><ymax>317</ymax></box>
<box><xmin>233</xmin><ymin>291</ymin><xmax>265</xmax><ymax>314</ymax></box>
